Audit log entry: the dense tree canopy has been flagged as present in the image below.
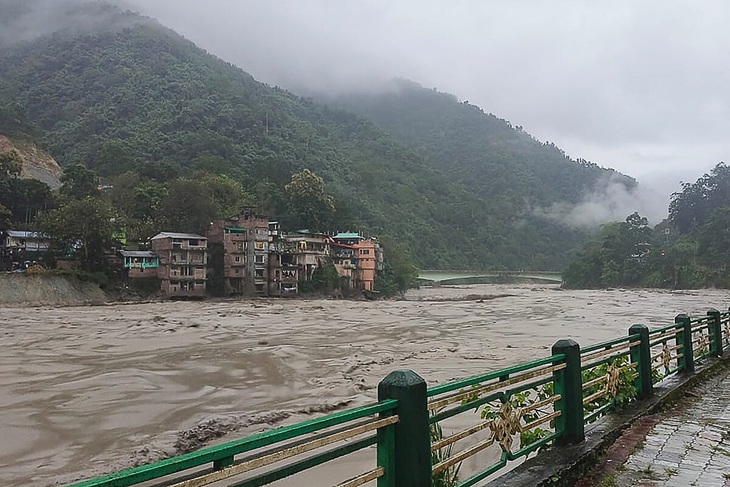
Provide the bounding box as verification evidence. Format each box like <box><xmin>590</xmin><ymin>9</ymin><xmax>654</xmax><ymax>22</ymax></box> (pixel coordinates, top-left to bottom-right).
<box><xmin>564</xmin><ymin>163</ymin><xmax>730</xmax><ymax>289</ymax></box>
<box><xmin>0</xmin><ymin>4</ymin><xmax>634</xmax><ymax>270</ymax></box>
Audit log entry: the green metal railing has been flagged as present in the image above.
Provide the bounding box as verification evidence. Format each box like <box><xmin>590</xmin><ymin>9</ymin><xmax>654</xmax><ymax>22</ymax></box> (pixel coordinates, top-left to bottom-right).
<box><xmin>70</xmin><ymin>400</ymin><xmax>399</xmax><ymax>487</ymax></box>
<box><xmin>426</xmin><ymin>354</ymin><xmax>567</xmax><ymax>487</ymax></box>
<box><xmin>68</xmin><ymin>309</ymin><xmax>730</xmax><ymax>487</ymax></box>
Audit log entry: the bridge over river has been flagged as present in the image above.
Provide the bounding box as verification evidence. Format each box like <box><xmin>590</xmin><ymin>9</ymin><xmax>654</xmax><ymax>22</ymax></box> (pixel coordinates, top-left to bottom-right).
<box><xmin>418</xmin><ymin>269</ymin><xmax>563</xmax><ymax>285</ymax></box>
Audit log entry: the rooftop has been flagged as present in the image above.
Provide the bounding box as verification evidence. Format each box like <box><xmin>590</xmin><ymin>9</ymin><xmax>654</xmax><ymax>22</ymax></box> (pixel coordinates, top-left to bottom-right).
<box><xmin>333</xmin><ymin>232</ymin><xmax>363</xmax><ymax>240</ymax></box>
<box><xmin>151</xmin><ymin>232</ymin><xmax>207</xmax><ymax>240</ymax></box>
<box><xmin>119</xmin><ymin>250</ymin><xmax>156</xmax><ymax>258</ymax></box>
<box><xmin>6</xmin><ymin>230</ymin><xmax>48</xmax><ymax>239</ymax></box>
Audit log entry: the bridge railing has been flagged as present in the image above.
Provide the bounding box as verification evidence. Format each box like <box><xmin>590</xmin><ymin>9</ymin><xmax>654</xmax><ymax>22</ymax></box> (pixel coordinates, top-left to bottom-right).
<box><xmin>426</xmin><ymin>354</ymin><xmax>566</xmax><ymax>487</ymax></box>
<box><xmin>69</xmin><ymin>308</ymin><xmax>730</xmax><ymax>487</ymax></box>
<box><xmin>69</xmin><ymin>400</ymin><xmax>400</xmax><ymax>487</ymax></box>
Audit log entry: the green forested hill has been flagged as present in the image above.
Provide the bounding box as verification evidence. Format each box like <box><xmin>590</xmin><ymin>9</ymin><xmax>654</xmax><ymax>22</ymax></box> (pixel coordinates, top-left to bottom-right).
<box><xmin>329</xmin><ymin>79</ymin><xmax>634</xmax><ymax>211</ymax></box>
<box><xmin>0</xmin><ymin>3</ymin><xmax>628</xmax><ymax>270</ymax></box>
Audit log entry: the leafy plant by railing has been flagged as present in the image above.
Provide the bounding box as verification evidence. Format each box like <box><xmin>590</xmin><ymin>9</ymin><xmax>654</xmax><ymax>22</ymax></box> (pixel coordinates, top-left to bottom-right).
<box><xmin>476</xmin><ymin>388</ymin><xmax>554</xmax><ymax>451</ymax></box>
<box><xmin>582</xmin><ymin>356</ymin><xmax>637</xmax><ymax>421</ymax></box>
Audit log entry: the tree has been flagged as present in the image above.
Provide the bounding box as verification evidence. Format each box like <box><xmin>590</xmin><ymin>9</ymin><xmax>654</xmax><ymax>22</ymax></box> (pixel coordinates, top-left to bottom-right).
<box><xmin>60</xmin><ymin>163</ymin><xmax>99</xmax><ymax>199</ymax></box>
<box><xmin>375</xmin><ymin>238</ymin><xmax>419</xmax><ymax>295</ymax></box>
<box><xmin>38</xmin><ymin>197</ymin><xmax>121</xmax><ymax>271</ymax></box>
<box><xmin>0</xmin><ymin>149</ymin><xmax>21</xmax><ymax>179</ymax></box>
<box><xmin>284</xmin><ymin>169</ymin><xmax>335</xmax><ymax>231</ymax></box>
<box><xmin>562</xmin><ymin>213</ymin><xmax>653</xmax><ymax>289</ymax></box>
<box><xmin>155</xmin><ymin>178</ymin><xmax>217</xmax><ymax>234</ymax></box>
<box><xmin>0</xmin><ymin>203</ymin><xmax>12</xmax><ymax>229</ymax></box>
<box><xmin>669</xmin><ymin>162</ymin><xmax>730</xmax><ymax>233</ymax></box>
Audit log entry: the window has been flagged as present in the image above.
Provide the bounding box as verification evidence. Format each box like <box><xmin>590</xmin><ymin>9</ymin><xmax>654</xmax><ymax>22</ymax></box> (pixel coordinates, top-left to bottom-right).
<box><xmin>235</xmin><ymin>268</ymin><xmax>240</xmax><ymax>274</ymax></box>
<box><xmin>255</xmin><ymin>241</ymin><xmax>265</xmax><ymax>250</ymax></box>
<box><xmin>255</xmin><ymin>255</ymin><xmax>265</xmax><ymax>264</ymax></box>
<box><xmin>235</xmin><ymin>256</ymin><xmax>240</xmax><ymax>263</ymax></box>
<box><xmin>188</xmin><ymin>239</ymin><xmax>199</xmax><ymax>246</ymax></box>
<box><xmin>360</xmin><ymin>249</ymin><xmax>370</xmax><ymax>255</ymax></box>
<box><xmin>255</xmin><ymin>269</ymin><xmax>265</xmax><ymax>278</ymax></box>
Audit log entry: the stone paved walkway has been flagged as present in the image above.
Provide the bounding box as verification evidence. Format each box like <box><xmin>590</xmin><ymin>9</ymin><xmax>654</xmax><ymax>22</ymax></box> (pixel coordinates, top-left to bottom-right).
<box><xmin>612</xmin><ymin>368</ymin><xmax>730</xmax><ymax>486</ymax></box>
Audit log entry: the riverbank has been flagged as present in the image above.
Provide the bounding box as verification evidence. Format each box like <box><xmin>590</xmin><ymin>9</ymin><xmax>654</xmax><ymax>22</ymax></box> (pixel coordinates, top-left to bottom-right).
<box><xmin>0</xmin><ymin>273</ymin><xmax>107</xmax><ymax>307</ymax></box>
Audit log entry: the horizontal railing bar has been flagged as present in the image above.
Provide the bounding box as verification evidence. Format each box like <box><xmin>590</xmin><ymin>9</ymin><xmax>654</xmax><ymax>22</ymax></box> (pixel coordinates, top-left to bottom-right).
<box><xmin>581</xmin><ymin>335</ymin><xmax>640</xmax><ymax>354</ymax></box>
<box><xmin>228</xmin><ymin>435</ymin><xmax>377</xmax><ymax>487</ymax></box>
<box><xmin>169</xmin><ymin>416</ymin><xmax>398</xmax><ymax>487</ymax></box>
<box><xmin>582</xmin><ymin>341</ymin><xmax>639</xmax><ymax>364</ymax></box>
<box><xmin>458</xmin><ymin>456</ymin><xmax>509</xmax><ymax>487</ymax></box>
<box><xmin>68</xmin><ymin>400</ymin><xmax>398</xmax><ymax>487</ymax></box>
<box><xmin>649</xmin><ymin>323</ymin><xmax>683</xmax><ymax>334</ymax></box>
<box><xmin>690</xmin><ymin>316</ymin><xmax>712</xmax><ymax>324</ymax></box>
<box><xmin>582</xmin><ymin>375</ymin><xmax>606</xmax><ymax>390</ymax></box>
<box><xmin>580</xmin><ymin>351</ymin><xmax>632</xmax><ymax>371</ymax></box>
<box><xmin>583</xmin><ymin>371</ymin><xmax>637</xmax><ymax>405</ymax></box>
<box><xmin>507</xmin><ymin>430</ymin><xmax>561</xmax><ymax>461</ymax></box>
<box><xmin>584</xmin><ymin>402</ymin><xmax>613</xmax><ymax>423</ymax></box>
<box><xmin>428</xmin><ymin>364</ymin><xmax>565</xmax><ymax>411</ymax></box>
<box><xmin>521</xmin><ymin>410</ymin><xmax>561</xmax><ymax>432</ymax></box>
<box><xmin>431</xmin><ymin>420</ymin><xmax>493</xmax><ymax>452</ymax></box>
<box><xmin>428</xmin><ymin>375</ymin><xmax>555</xmax><ymax>425</ymax></box>
<box><xmin>432</xmin><ymin>436</ymin><xmax>495</xmax><ymax>476</ymax></box>
<box><xmin>232</xmin><ymin>417</ymin><xmax>378</xmax><ymax>471</ymax></box>
<box><xmin>521</xmin><ymin>394</ymin><xmax>560</xmax><ymax>414</ymax></box>
<box><xmin>649</xmin><ymin>329</ymin><xmax>682</xmax><ymax>344</ymax></box>
<box><xmin>334</xmin><ymin>468</ymin><xmax>384</xmax><ymax>487</ymax></box>
<box><xmin>650</xmin><ymin>344</ymin><xmax>682</xmax><ymax>358</ymax></box>
<box><xmin>427</xmin><ymin>354</ymin><xmax>565</xmax><ymax>398</ymax></box>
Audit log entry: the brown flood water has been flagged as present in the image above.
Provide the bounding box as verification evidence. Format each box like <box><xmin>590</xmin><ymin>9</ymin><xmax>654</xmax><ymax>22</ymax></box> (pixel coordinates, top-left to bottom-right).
<box><xmin>0</xmin><ymin>284</ymin><xmax>727</xmax><ymax>486</ymax></box>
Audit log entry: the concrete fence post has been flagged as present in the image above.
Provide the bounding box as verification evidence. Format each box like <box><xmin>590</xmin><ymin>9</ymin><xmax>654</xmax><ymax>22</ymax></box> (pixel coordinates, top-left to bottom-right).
<box><xmin>378</xmin><ymin>370</ymin><xmax>431</xmax><ymax>487</ymax></box>
<box><xmin>675</xmin><ymin>314</ymin><xmax>694</xmax><ymax>373</ymax></box>
<box><xmin>708</xmin><ymin>308</ymin><xmax>723</xmax><ymax>357</ymax></box>
<box><xmin>552</xmin><ymin>339</ymin><xmax>585</xmax><ymax>445</ymax></box>
<box><xmin>629</xmin><ymin>324</ymin><xmax>653</xmax><ymax>399</ymax></box>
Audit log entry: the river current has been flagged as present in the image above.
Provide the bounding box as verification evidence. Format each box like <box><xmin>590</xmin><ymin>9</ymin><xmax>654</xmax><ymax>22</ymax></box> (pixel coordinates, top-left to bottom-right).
<box><xmin>0</xmin><ymin>284</ymin><xmax>726</xmax><ymax>486</ymax></box>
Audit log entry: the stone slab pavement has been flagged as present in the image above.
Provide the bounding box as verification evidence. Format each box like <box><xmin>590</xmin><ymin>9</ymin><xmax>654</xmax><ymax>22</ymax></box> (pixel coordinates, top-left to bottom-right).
<box><xmin>612</xmin><ymin>366</ymin><xmax>730</xmax><ymax>486</ymax></box>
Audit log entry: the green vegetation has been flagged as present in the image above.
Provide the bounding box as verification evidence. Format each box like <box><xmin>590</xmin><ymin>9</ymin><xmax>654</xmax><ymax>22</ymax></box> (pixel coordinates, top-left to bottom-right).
<box><xmin>330</xmin><ymin>80</ymin><xmax>636</xmax><ymax>269</ymax></box>
<box><xmin>564</xmin><ymin>163</ymin><xmax>730</xmax><ymax>289</ymax></box>
<box><xmin>0</xmin><ymin>4</ymin><xmax>628</xmax><ymax>271</ymax></box>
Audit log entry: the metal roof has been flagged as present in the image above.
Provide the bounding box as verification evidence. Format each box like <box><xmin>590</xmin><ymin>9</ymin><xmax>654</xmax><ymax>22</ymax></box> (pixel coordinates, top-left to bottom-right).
<box><xmin>6</xmin><ymin>230</ymin><xmax>48</xmax><ymax>239</ymax></box>
<box><xmin>151</xmin><ymin>232</ymin><xmax>207</xmax><ymax>240</ymax></box>
<box><xmin>333</xmin><ymin>232</ymin><xmax>363</xmax><ymax>240</ymax></box>
<box><xmin>119</xmin><ymin>250</ymin><xmax>157</xmax><ymax>258</ymax></box>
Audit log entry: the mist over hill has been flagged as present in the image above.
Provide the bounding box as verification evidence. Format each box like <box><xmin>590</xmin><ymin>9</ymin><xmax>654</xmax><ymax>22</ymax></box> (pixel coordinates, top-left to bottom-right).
<box><xmin>0</xmin><ymin>1</ymin><xmax>647</xmax><ymax>270</ymax></box>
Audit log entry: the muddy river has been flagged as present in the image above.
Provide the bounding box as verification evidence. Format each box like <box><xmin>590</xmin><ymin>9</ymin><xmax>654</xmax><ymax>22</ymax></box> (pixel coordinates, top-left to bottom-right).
<box><xmin>1</xmin><ymin>284</ymin><xmax>727</xmax><ymax>486</ymax></box>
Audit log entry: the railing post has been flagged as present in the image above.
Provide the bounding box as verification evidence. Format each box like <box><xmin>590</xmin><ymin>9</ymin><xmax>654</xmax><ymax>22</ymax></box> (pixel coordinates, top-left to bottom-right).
<box><xmin>552</xmin><ymin>339</ymin><xmax>584</xmax><ymax>445</ymax></box>
<box><xmin>629</xmin><ymin>324</ymin><xmax>653</xmax><ymax>399</ymax></box>
<box><xmin>377</xmin><ymin>370</ymin><xmax>431</xmax><ymax>487</ymax></box>
<box><xmin>675</xmin><ymin>314</ymin><xmax>694</xmax><ymax>373</ymax></box>
<box><xmin>708</xmin><ymin>308</ymin><xmax>723</xmax><ymax>357</ymax></box>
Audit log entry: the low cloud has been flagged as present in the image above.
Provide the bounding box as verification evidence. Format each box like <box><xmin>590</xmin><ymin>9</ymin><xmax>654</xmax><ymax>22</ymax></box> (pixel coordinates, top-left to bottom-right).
<box><xmin>533</xmin><ymin>175</ymin><xmax>667</xmax><ymax>228</ymax></box>
<box><xmin>0</xmin><ymin>0</ymin><xmax>146</xmax><ymax>47</ymax></box>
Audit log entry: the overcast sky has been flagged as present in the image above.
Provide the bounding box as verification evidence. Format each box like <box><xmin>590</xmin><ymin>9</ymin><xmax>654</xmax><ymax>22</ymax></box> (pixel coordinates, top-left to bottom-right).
<box><xmin>125</xmin><ymin>0</ymin><xmax>728</xmax><ymax>198</ymax></box>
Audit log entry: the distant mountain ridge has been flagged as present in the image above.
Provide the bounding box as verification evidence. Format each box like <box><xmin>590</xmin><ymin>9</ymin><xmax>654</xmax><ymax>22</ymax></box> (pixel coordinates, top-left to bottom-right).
<box><xmin>0</xmin><ymin>1</ymin><xmax>632</xmax><ymax>269</ymax></box>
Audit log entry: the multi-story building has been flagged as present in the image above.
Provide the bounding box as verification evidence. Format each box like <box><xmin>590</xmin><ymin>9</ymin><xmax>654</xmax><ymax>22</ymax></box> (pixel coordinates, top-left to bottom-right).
<box><xmin>354</xmin><ymin>239</ymin><xmax>378</xmax><ymax>292</ymax></box>
<box><xmin>283</xmin><ymin>231</ymin><xmax>331</xmax><ymax>282</ymax></box>
<box><xmin>151</xmin><ymin>232</ymin><xmax>207</xmax><ymax>298</ymax></box>
<box><xmin>332</xmin><ymin>232</ymin><xmax>382</xmax><ymax>292</ymax></box>
<box><xmin>208</xmin><ymin>210</ymin><xmax>269</xmax><ymax>296</ymax></box>
<box><xmin>119</xmin><ymin>250</ymin><xmax>159</xmax><ymax>278</ymax></box>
